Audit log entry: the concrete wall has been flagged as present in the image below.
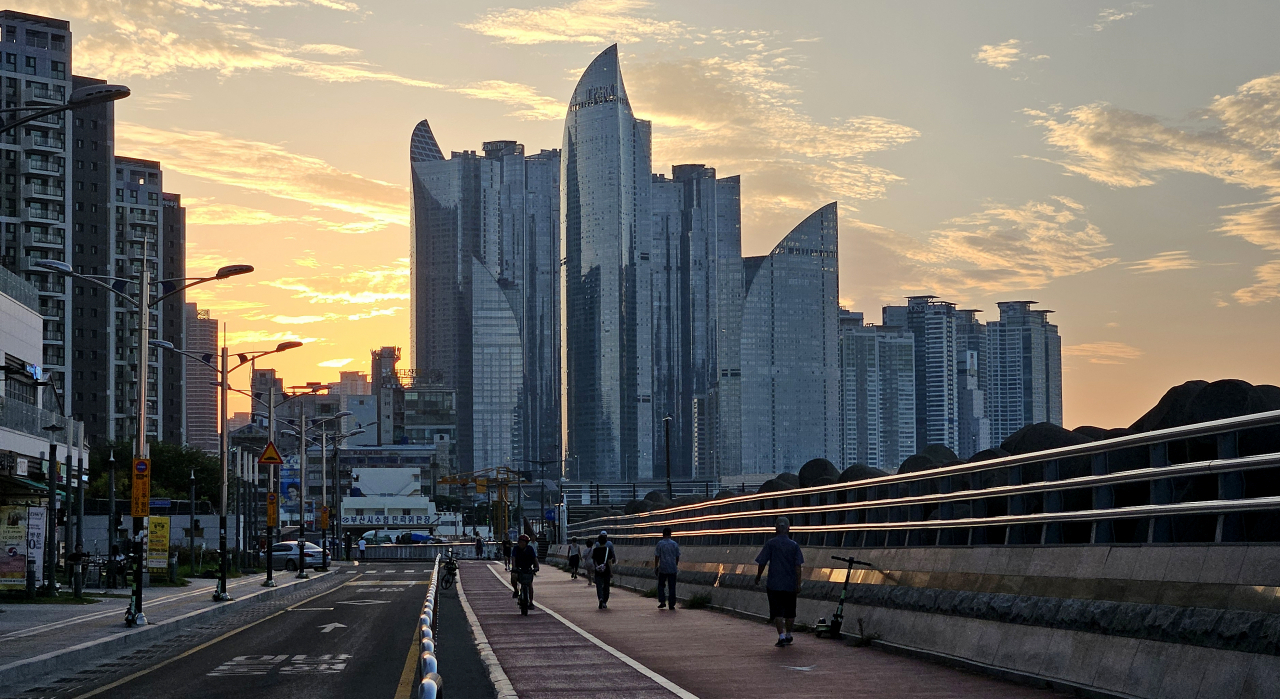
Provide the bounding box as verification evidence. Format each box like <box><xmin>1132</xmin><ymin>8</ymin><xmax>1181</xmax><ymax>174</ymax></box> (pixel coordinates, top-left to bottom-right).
<box><xmin>550</xmin><ymin>543</ymin><xmax>1280</xmax><ymax>699</ymax></box>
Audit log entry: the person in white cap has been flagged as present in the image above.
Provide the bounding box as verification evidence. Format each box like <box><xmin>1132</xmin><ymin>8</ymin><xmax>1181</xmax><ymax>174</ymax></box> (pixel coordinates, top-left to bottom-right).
<box><xmin>590</xmin><ymin>531</ymin><xmax>617</xmax><ymax>609</ymax></box>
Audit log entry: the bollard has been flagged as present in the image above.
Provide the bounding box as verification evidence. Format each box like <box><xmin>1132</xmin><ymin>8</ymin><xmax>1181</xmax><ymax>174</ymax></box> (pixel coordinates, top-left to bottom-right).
<box><xmin>418</xmin><ymin>672</ymin><xmax>443</xmax><ymax>699</ymax></box>
<box><xmin>419</xmin><ymin>650</ymin><xmax>437</xmax><ymax>677</ymax></box>
<box><xmin>73</xmin><ymin>565</ymin><xmax>83</xmax><ymax>599</ymax></box>
<box><xmin>26</xmin><ymin>557</ymin><xmax>36</xmax><ymax>599</ymax></box>
<box><xmin>169</xmin><ymin>554</ymin><xmax>178</xmax><ymax>581</ymax></box>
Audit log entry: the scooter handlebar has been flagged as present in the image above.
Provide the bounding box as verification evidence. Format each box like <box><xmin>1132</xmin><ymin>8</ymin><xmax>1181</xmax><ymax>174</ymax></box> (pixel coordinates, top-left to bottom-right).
<box><xmin>831</xmin><ymin>555</ymin><xmax>872</xmax><ymax>567</ymax></box>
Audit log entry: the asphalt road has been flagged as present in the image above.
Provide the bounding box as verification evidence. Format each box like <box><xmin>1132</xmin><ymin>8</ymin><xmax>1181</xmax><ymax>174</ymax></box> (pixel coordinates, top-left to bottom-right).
<box><xmin>73</xmin><ymin>569</ymin><xmax>432</xmax><ymax>699</ymax></box>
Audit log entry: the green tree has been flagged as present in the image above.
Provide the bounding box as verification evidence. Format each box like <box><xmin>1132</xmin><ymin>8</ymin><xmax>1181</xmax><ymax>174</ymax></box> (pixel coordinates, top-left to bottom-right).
<box><xmin>87</xmin><ymin>440</ymin><xmax>221</xmax><ymax>503</ymax></box>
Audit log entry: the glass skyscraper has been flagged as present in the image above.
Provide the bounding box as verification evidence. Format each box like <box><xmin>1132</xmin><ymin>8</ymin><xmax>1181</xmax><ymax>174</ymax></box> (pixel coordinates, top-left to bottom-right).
<box><xmin>740</xmin><ymin>203</ymin><xmax>841</xmax><ymax>475</ymax></box>
<box><xmin>410</xmin><ymin>121</ymin><xmax>561</xmax><ymax>474</ymax></box>
<box><xmin>563</xmin><ymin>45</ymin><xmax>653</xmax><ymax>482</ymax></box>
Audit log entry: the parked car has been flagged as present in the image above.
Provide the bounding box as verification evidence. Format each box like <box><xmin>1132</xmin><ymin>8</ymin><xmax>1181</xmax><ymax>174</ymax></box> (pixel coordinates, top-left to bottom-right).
<box><xmin>270</xmin><ymin>541</ymin><xmax>329</xmax><ymax>571</ymax></box>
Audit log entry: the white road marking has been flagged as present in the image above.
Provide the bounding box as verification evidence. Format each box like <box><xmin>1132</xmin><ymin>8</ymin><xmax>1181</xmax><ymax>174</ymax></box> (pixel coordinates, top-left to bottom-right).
<box><xmin>336</xmin><ymin>599</ymin><xmax>391</xmax><ymax>606</ymax></box>
<box><xmin>403</xmin><ymin>569</ymin><xmax>415</xmax><ymax>573</ymax></box>
<box><xmin>784</xmin><ymin>665</ymin><xmax>817</xmax><ymax>671</ymax></box>
<box><xmin>484</xmin><ymin>565</ymin><xmax>700</xmax><ymax>699</ymax></box>
<box><xmin>319</xmin><ymin>623</ymin><xmax>347</xmax><ymax>633</ymax></box>
<box><xmin>207</xmin><ymin>654</ymin><xmax>351</xmax><ymax>676</ymax></box>
<box><xmin>290</xmin><ymin>607</ymin><xmax>335</xmax><ymax>611</ymax></box>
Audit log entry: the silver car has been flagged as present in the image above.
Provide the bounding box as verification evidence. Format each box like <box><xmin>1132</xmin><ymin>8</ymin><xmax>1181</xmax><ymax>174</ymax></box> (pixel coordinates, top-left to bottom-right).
<box><xmin>270</xmin><ymin>541</ymin><xmax>329</xmax><ymax>571</ymax></box>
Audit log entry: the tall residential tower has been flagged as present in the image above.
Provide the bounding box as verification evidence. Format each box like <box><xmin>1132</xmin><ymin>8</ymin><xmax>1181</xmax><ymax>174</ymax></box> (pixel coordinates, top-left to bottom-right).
<box><xmin>986</xmin><ymin>301</ymin><xmax>1063</xmax><ymax>444</ymax></box>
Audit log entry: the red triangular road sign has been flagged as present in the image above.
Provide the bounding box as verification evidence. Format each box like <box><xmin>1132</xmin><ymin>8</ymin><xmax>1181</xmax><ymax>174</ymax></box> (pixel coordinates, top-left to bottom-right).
<box><xmin>258</xmin><ymin>441</ymin><xmax>284</xmax><ymax>465</ymax></box>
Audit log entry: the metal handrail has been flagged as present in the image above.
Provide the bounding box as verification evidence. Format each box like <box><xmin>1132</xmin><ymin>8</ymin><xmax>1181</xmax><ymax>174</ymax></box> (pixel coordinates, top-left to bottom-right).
<box><xmin>578</xmin><ymin>409</ymin><xmax>1280</xmax><ymax>528</ymax></box>
<box><xmin>591</xmin><ymin>452</ymin><xmax>1280</xmax><ymax>534</ymax></box>
<box><xmin>663</xmin><ymin>494</ymin><xmax>1280</xmax><ymax>535</ymax></box>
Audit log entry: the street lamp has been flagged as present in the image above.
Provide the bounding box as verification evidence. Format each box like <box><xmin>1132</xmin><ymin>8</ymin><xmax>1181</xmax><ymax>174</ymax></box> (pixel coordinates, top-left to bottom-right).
<box><xmin>35</xmin><ymin>258</ymin><xmax>252</xmax><ymax>622</ymax></box>
<box><xmin>0</xmin><ymin>83</ymin><xmax>130</xmax><ymax>135</ymax></box>
<box><xmin>663</xmin><ymin>414</ymin><xmax>674</xmax><ymax>500</ymax></box>
<box><xmin>281</xmin><ymin>409</ymin><xmax>352</xmax><ymax>577</ymax></box>
<box><xmin>150</xmin><ymin>337</ymin><xmax>299</xmax><ymax>600</ymax></box>
<box><xmin>283</xmin><ymin>420</ymin><xmax>360</xmax><ymax>571</ymax></box>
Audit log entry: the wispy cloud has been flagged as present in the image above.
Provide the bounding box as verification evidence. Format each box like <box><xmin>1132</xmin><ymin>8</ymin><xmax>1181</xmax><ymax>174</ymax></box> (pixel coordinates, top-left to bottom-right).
<box><xmin>843</xmin><ymin>197</ymin><xmax>1115</xmax><ymax>303</ymax></box>
<box><xmin>1092</xmin><ymin>3</ymin><xmax>1152</xmax><ymax>31</ymax></box>
<box><xmin>1234</xmin><ymin>259</ymin><xmax>1280</xmax><ymax>305</ymax></box>
<box><xmin>118</xmin><ymin>123</ymin><xmax>408</xmax><ymax>230</ymax></box>
<box><xmin>464</xmin><ymin>0</ymin><xmax>686</xmax><ymax>45</ymax></box>
<box><xmin>263</xmin><ymin>261</ymin><xmax>410</xmax><ymax>306</ymax></box>
<box><xmin>974</xmin><ymin>39</ymin><xmax>1024</xmax><ymax>70</ymax></box>
<box><xmin>14</xmin><ymin>0</ymin><xmax>442</xmax><ymax>90</ymax></box>
<box><xmin>223</xmin><ymin>329</ymin><xmax>321</xmax><ymax>346</ymax></box>
<box><xmin>1128</xmin><ymin>250</ymin><xmax>1201</xmax><ymax>273</ymax></box>
<box><xmin>269</xmin><ymin>315</ymin><xmax>328</xmax><ymax>324</ymax></box>
<box><xmin>452</xmin><ymin>81</ymin><xmax>564</xmax><ymax>120</ymax></box>
<box><xmin>1027</xmin><ymin>72</ymin><xmax>1280</xmax><ymax>303</ymax></box>
<box><xmin>1063</xmin><ymin>341</ymin><xmax>1144</xmax><ymax>364</ymax></box>
<box><xmin>318</xmin><ymin>358</ymin><xmax>354</xmax><ymax>368</ymax></box>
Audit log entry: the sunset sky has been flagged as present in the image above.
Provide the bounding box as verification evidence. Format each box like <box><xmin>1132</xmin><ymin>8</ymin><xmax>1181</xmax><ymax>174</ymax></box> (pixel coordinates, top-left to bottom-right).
<box><xmin>24</xmin><ymin>0</ymin><xmax>1280</xmax><ymax>429</ymax></box>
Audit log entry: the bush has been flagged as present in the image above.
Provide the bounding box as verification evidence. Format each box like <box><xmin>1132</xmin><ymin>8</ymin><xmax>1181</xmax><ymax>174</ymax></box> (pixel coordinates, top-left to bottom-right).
<box><xmin>683</xmin><ymin>593</ymin><xmax>712</xmax><ymax>610</ymax></box>
<box><xmin>641</xmin><ymin>587</ymin><xmax>658</xmax><ymax>598</ymax></box>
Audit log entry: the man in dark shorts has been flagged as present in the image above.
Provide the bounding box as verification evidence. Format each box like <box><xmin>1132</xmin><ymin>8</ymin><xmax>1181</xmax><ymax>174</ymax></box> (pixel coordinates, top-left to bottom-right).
<box><xmin>754</xmin><ymin>517</ymin><xmax>804</xmax><ymax>647</ymax></box>
<box><xmin>591</xmin><ymin>531</ymin><xmax>616</xmax><ymax>609</ymax></box>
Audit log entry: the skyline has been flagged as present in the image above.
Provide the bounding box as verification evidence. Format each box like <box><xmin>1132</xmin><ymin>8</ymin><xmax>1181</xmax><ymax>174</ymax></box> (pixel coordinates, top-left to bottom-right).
<box><xmin>18</xmin><ymin>0</ymin><xmax>1280</xmax><ymax>430</ymax></box>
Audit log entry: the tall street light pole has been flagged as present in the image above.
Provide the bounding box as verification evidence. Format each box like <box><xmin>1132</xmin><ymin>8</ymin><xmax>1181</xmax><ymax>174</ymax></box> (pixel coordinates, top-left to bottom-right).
<box><xmin>663</xmin><ymin>414</ymin><xmax>674</xmax><ymax>500</ymax></box>
<box><xmin>282</xmin><ymin>410</ymin><xmax>351</xmax><ymax>577</ymax></box>
<box><xmin>0</xmin><ymin>83</ymin><xmax>129</xmax><ymax>135</ymax></box>
<box><xmin>151</xmin><ymin>337</ymin><xmax>300</xmax><ymax>600</ymax></box>
<box><xmin>36</xmin><ymin>260</ymin><xmax>253</xmax><ymax>623</ymax></box>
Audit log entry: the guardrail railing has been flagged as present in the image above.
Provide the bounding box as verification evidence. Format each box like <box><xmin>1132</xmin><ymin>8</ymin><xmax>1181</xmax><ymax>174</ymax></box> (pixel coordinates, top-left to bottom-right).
<box><xmin>415</xmin><ymin>553</ymin><xmax>443</xmax><ymax>698</ymax></box>
<box><xmin>570</xmin><ymin>410</ymin><xmax>1280</xmax><ymax>548</ymax></box>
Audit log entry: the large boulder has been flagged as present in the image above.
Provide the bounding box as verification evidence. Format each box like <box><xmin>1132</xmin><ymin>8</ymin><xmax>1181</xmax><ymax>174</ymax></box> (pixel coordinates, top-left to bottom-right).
<box><xmin>775</xmin><ymin>472</ymin><xmax>800</xmax><ymax>487</ymax></box>
<box><xmin>809</xmin><ymin>476</ymin><xmax>838</xmax><ymax>487</ymax></box>
<box><xmin>1000</xmin><ymin>422</ymin><xmax>1094</xmax><ymax>455</ymax></box>
<box><xmin>756</xmin><ymin>478</ymin><xmax>794</xmax><ymax>494</ymax></box>
<box><xmin>673</xmin><ymin>495</ymin><xmax>706</xmax><ymax>507</ymax></box>
<box><xmin>897</xmin><ymin>453</ymin><xmax>941</xmax><ymax>474</ymax></box>
<box><xmin>797</xmin><ymin>458</ymin><xmax>840</xmax><ymax>487</ymax></box>
<box><xmin>920</xmin><ymin>444</ymin><xmax>959</xmax><ymax>464</ymax></box>
<box><xmin>714</xmin><ymin>490</ymin><xmax>740</xmax><ymax>499</ymax></box>
<box><xmin>1072</xmin><ymin>426</ymin><xmax>1111</xmax><ymax>440</ymax></box>
<box><xmin>623</xmin><ymin>499</ymin><xmax>650</xmax><ymax>515</ymax></box>
<box><xmin>838</xmin><ymin>464</ymin><xmax>888</xmax><ymax>482</ymax></box>
<box><xmin>643</xmin><ymin>489</ymin><xmax>671</xmax><ymax>505</ymax></box>
<box><xmin>967</xmin><ymin>448</ymin><xmax>1010</xmax><ymax>463</ymax></box>
<box><xmin>1130</xmin><ymin>380</ymin><xmax>1209</xmax><ymax>432</ymax></box>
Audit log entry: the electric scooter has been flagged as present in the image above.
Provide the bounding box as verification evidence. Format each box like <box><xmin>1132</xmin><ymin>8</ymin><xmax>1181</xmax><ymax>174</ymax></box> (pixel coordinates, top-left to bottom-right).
<box><xmin>814</xmin><ymin>555</ymin><xmax>871</xmax><ymax>639</ymax></box>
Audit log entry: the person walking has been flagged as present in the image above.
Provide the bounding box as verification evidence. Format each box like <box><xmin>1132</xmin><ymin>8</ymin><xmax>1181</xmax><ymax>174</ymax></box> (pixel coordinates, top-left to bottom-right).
<box><xmin>654</xmin><ymin>527</ymin><xmax>680</xmax><ymax>610</ymax></box>
<box><xmin>567</xmin><ymin>537</ymin><xmax>583</xmax><ymax>579</ymax></box>
<box><xmin>474</xmin><ymin>536</ymin><xmax>484</xmax><ymax>560</ymax></box>
<box><xmin>502</xmin><ymin>536</ymin><xmax>513</xmax><ymax>570</ymax></box>
<box><xmin>754</xmin><ymin>517</ymin><xmax>804</xmax><ymax>647</ymax></box>
<box><xmin>357</xmin><ymin>537</ymin><xmax>366</xmax><ymax>561</ymax></box>
<box><xmin>590</xmin><ymin>531</ymin><xmax>616</xmax><ymax>609</ymax></box>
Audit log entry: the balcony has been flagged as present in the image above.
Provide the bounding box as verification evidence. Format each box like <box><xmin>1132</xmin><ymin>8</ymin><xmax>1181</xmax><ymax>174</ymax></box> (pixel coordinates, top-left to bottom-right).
<box><xmin>28</xmin><ymin>228</ymin><xmax>64</xmax><ymax>246</ymax></box>
<box><xmin>22</xmin><ymin>132</ymin><xmax>63</xmax><ymax>152</ymax></box>
<box><xmin>0</xmin><ymin>395</ymin><xmax>83</xmax><ymax>449</ymax></box>
<box><xmin>126</xmin><ymin>211</ymin><xmax>158</xmax><ymax>225</ymax></box>
<box><xmin>27</xmin><ymin>207</ymin><xmax>64</xmax><ymax>223</ymax></box>
<box><xmin>22</xmin><ymin>159</ymin><xmax>61</xmax><ymax>175</ymax></box>
<box><xmin>26</xmin><ymin>86</ymin><xmax>63</xmax><ymax>103</ymax></box>
<box><xmin>42</xmin><ymin>327</ymin><xmax>64</xmax><ymax>341</ymax></box>
<box><xmin>21</xmin><ymin>182</ymin><xmax>64</xmax><ymax>200</ymax></box>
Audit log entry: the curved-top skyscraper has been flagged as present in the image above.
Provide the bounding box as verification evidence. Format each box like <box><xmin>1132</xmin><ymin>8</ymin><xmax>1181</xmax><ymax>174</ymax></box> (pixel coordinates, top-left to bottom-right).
<box><xmin>564</xmin><ymin>45</ymin><xmax>653</xmax><ymax>482</ymax></box>
<box><xmin>740</xmin><ymin>202</ymin><xmax>841</xmax><ymax>474</ymax></box>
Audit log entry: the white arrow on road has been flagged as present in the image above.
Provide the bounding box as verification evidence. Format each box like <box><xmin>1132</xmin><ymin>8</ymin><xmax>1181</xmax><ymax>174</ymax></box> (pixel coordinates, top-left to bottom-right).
<box><xmin>337</xmin><ymin>599</ymin><xmax>391</xmax><ymax>606</ymax></box>
<box><xmin>319</xmin><ymin>623</ymin><xmax>347</xmax><ymax>633</ymax></box>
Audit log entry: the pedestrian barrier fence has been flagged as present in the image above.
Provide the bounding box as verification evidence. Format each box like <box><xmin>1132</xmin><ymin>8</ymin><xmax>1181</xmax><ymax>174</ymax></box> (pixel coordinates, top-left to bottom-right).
<box><xmin>570</xmin><ymin>410</ymin><xmax>1280</xmax><ymax>548</ymax></box>
<box><xmin>415</xmin><ymin>554</ymin><xmax>444</xmax><ymax>699</ymax></box>
<box><xmin>362</xmin><ymin>542</ymin><xmax>486</xmax><ymax>562</ymax></box>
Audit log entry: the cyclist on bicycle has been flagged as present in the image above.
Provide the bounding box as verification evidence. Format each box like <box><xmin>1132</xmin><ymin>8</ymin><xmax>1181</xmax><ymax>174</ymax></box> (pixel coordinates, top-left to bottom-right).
<box><xmin>511</xmin><ymin>534</ymin><xmax>539</xmax><ymax>605</ymax></box>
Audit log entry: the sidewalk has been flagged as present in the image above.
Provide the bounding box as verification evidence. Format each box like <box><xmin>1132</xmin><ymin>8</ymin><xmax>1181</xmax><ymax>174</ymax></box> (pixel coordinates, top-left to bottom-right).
<box><xmin>0</xmin><ymin>567</ymin><xmax>340</xmax><ymax>682</ymax></box>
<box><xmin>460</xmin><ymin>561</ymin><xmax>1056</xmax><ymax>699</ymax></box>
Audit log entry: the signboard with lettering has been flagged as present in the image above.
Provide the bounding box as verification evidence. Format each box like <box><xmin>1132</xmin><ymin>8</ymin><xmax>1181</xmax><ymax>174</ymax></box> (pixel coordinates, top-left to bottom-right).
<box><xmin>27</xmin><ymin>507</ymin><xmax>45</xmax><ymax>585</ymax></box>
<box><xmin>147</xmin><ymin>517</ymin><xmax>170</xmax><ymax>571</ymax></box>
<box><xmin>131</xmin><ymin>459</ymin><xmax>151</xmax><ymax>517</ymax></box>
<box><xmin>340</xmin><ymin>515</ymin><xmax>437</xmax><ymax>526</ymax></box>
<box><xmin>266</xmin><ymin>492</ymin><xmax>278</xmax><ymax>527</ymax></box>
<box><xmin>0</xmin><ymin>506</ymin><xmax>27</xmax><ymax>586</ymax></box>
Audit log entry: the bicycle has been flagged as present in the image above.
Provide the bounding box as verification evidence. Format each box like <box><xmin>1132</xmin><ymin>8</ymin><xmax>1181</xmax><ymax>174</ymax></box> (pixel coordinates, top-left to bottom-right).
<box><xmin>516</xmin><ymin>571</ymin><xmax>534</xmax><ymax>615</ymax></box>
<box><xmin>439</xmin><ymin>558</ymin><xmax>457</xmax><ymax>590</ymax></box>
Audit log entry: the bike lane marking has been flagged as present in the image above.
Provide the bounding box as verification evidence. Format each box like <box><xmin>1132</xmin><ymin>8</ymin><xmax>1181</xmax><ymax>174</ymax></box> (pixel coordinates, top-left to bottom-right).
<box><xmin>484</xmin><ymin>564</ymin><xmax>700</xmax><ymax>699</ymax></box>
<box><xmin>70</xmin><ymin>574</ymin><xmax>362</xmax><ymax>699</ymax></box>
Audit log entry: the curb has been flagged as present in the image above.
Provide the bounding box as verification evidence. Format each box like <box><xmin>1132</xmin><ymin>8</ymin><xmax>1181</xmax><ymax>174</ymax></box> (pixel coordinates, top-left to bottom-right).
<box><xmin>455</xmin><ymin>566</ymin><xmax>517</xmax><ymax>699</ymax></box>
<box><xmin>0</xmin><ymin>571</ymin><xmax>335</xmax><ymax>687</ymax></box>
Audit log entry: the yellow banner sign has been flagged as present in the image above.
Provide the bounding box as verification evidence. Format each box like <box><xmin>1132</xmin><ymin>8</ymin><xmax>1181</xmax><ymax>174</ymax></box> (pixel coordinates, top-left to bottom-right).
<box><xmin>148</xmin><ymin>517</ymin><xmax>170</xmax><ymax>570</ymax></box>
<box><xmin>320</xmin><ymin>506</ymin><xmax>329</xmax><ymax>530</ymax></box>
<box><xmin>266</xmin><ymin>492</ymin><xmax>278</xmax><ymax>527</ymax></box>
<box><xmin>131</xmin><ymin>459</ymin><xmax>151</xmax><ymax>517</ymax></box>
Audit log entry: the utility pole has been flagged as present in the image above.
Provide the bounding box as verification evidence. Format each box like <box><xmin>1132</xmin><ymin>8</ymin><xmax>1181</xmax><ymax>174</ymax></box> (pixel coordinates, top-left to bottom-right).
<box><xmin>264</xmin><ymin>379</ymin><xmax>276</xmax><ymax>587</ymax></box>
<box><xmin>131</xmin><ymin>267</ymin><xmax>150</xmax><ymax>624</ymax></box>
<box><xmin>189</xmin><ymin>468</ymin><xmax>196</xmax><ymax>577</ymax></box>
<box><xmin>214</xmin><ymin>338</ymin><xmax>231</xmax><ymax>601</ymax></box>
<box><xmin>107</xmin><ymin>450</ymin><xmax>117</xmax><ymax>587</ymax></box>
<box><xmin>664</xmin><ymin>414</ymin><xmax>674</xmax><ymax>500</ymax></box>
